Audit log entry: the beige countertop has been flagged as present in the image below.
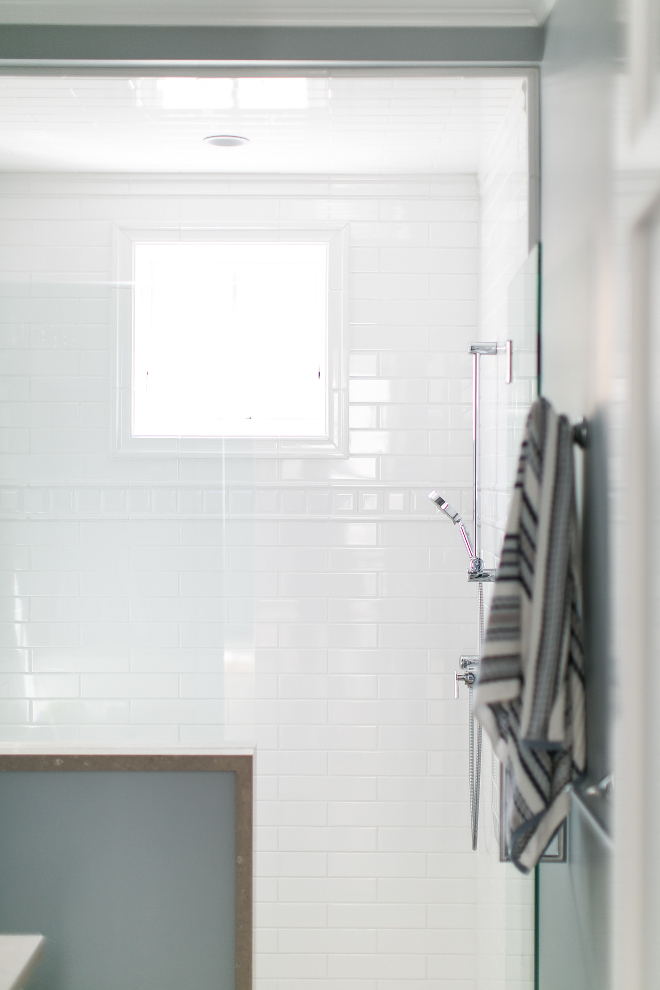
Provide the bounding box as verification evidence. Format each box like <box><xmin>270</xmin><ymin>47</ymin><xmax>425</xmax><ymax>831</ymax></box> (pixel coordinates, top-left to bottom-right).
<box><xmin>0</xmin><ymin>936</ymin><xmax>43</xmax><ymax>990</ymax></box>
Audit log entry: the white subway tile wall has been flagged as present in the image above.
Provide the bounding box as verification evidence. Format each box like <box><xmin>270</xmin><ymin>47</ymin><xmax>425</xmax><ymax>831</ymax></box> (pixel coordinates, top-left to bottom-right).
<box><xmin>0</xmin><ymin>168</ymin><xmax>531</xmax><ymax>988</ymax></box>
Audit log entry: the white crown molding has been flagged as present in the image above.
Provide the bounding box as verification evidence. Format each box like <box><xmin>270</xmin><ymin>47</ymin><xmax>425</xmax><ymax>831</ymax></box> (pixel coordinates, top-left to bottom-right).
<box><xmin>0</xmin><ymin>1</ymin><xmax>543</xmax><ymax>26</ymax></box>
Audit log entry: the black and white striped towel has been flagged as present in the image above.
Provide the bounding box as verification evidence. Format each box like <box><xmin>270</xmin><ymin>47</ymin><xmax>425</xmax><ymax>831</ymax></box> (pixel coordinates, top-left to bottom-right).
<box><xmin>474</xmin><ymin>397</ymin><xmax>586</xmax><ymax>873</ymax></box>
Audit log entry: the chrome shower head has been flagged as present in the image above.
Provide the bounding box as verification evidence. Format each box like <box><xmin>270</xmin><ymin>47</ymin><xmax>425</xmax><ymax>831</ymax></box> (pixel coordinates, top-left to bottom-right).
<box><xmin>428</xmin><ymin>490</ymin><xmax>482</xmax><ymax>575</ymax></box>
<box><xmin>428</xmin><ymin>491</ymin><xmax>462</xmax><ymax>525</ymax></box>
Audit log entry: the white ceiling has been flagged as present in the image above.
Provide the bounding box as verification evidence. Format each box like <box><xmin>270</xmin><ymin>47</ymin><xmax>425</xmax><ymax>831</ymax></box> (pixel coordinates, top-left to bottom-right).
<box><xmin>0</xmin><ymin>0</ymin><xmax>552</xmax><ymax>27</ymax></box>
<box><xmin>0</xmin><ymin>74</ymin><xmax>525</xmax><ymax>174</ymax></box>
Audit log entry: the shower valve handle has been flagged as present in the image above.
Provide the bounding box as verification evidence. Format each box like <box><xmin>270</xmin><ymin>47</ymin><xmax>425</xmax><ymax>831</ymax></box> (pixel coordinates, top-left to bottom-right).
<box><xmin>454</xmin><ymin>670</ymin><xmax>476</xmax><ymax>699</ymax></box>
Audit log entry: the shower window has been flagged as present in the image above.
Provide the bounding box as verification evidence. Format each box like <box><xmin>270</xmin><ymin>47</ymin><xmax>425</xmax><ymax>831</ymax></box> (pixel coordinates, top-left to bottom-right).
<box><xmin>113</xmin><ymin>225</ymin><xmax>348</xmax><ymax>456</ymax></box>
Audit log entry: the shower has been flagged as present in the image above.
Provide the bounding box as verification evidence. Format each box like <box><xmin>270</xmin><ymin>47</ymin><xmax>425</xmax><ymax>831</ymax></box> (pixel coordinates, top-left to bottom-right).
<box><xmin>427</xmin><ymin>492</ymin><xmax>483</xmax><ymax>575</ymax></box>
<box><xmin>429</xmin><ymin>342</ymin><xmax>510</xmax><ymax>852</ymax></box>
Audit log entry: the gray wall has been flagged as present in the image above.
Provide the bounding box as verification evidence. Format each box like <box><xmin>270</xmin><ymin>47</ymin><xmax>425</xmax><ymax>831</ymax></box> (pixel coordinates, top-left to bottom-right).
<box><xmin>538</xmin><ymin>0</ymin><xmax>616</xmax><ymax>984</ymax></box>
<box><xmin>0</xmin><ymin>772</ymin><xmax>236</xmax><ymax>990</ymax></box>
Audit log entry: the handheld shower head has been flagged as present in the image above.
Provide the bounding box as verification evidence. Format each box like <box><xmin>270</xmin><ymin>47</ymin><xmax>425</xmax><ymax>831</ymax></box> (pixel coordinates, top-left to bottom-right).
<box><xmin>428</xmin><ymin>491</ymin><xmax>462</xmax><ymax>525</ymax></box>
<box><xmin>428</xmin><ymin>490</ymin><xmax>483</xmax><ymax>575</ymax></box>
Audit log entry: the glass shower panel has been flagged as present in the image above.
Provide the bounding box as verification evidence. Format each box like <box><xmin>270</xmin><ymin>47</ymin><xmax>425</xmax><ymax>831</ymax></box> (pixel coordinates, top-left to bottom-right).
<box><xmin>0</xmin><ymin>266</ymin><xmax>256</xmax><ymax>752</ymax></box>
<box><xmin>475</xmin><ymin>245</ymin><xmax>539</xmax><ymax>990</ymax></box>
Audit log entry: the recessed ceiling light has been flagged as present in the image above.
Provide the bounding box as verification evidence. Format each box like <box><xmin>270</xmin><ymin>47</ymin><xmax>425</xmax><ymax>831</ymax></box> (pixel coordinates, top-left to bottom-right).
<box><xmin>203</xmin><ymin>134</ymin><xmax>250</xmax><ymax>147</ymax></box>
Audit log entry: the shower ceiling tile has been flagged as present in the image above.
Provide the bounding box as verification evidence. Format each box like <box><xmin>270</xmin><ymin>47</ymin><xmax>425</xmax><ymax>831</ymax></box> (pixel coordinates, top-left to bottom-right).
<box><xmin>0</xmin><ymin>74</ymin><xmax>525</xmax><ymax>174</ymax></box>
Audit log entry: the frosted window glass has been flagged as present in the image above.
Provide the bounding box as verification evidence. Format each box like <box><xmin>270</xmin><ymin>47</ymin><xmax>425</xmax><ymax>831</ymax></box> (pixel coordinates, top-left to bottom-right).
<box><xmin>133</xmin><ymin>242</ymin><xmax>328</xmax><ymax>438</ymax></box>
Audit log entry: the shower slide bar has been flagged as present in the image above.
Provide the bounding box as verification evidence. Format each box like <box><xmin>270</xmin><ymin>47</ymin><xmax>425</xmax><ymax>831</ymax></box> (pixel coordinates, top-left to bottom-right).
<box><xmin>463</xmin><ymin>341</ymin><xmax>512</xmax><ymax>849</ymax></box>
<box><xmin>429</xmin><ymin>341</ymin><xmax>512</xmax><ymax>850</ymax></box>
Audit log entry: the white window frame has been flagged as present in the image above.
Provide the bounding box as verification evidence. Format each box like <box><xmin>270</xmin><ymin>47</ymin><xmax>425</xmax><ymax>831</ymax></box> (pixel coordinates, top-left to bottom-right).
<box><xmin>112</xmin><ymin>224</ymin><xmax>349</xmax><ymax>457</ymax></box>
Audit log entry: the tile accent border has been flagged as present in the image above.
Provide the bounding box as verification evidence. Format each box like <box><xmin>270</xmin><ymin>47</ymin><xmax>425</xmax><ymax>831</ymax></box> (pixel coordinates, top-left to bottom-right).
<box><xmin>0</xmin><ymin>483</ymin><xmax>473</xmax><ymax>522</ymax></box>
<box><xmin>0</xmin><ymin>752</ymin><xmax>253</xmax><ymax>990</ymax></box>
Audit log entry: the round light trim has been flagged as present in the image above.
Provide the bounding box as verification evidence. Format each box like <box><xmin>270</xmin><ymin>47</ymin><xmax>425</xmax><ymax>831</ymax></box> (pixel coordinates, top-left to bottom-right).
<box><xmin>203</xmin><ymin>134</ymin><xmax>250</xmax><ymax>147</ymax></box>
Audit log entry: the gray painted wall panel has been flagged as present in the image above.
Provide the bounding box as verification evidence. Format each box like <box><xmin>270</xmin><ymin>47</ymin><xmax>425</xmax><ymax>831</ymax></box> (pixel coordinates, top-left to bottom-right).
<box><xmin>539</xmin><ymin>0</ymin><xmax>615</xmax><ymax>982</ymax></box>
<box><xmin>0</xmin><ymin>771</ymin><xmax>236</xmax><ymax>990</ymax></box>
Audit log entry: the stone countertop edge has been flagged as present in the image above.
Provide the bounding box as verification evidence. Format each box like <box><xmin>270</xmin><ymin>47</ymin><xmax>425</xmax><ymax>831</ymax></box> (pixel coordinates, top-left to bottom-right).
<box><xmin>0</xmin><ymin>935</ymin><xmax>44</xmax><ymax>990</ymax></box>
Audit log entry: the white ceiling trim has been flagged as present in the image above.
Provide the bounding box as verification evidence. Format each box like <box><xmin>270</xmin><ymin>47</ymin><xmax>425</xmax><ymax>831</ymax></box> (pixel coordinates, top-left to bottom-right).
<box><xmin>0</xmin><ymin>1</ymin><xmax>546</xmax><ymax>27</ymax></box>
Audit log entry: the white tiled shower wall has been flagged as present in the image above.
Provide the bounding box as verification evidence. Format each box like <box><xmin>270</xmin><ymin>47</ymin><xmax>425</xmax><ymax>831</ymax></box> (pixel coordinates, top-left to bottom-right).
<box><xmin>0</xmin><ymin>170</ymin><xmax>531</xmax><ymax>988</ymax></box>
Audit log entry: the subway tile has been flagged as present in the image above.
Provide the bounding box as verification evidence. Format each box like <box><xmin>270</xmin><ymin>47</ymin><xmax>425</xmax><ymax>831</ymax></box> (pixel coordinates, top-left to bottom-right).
<box><xmin>83</xmin><ymin>571</ymin><xmax>178</xmax><ymax>597</ymax></box>
<box><xmin>278</xmin><ymin>673</ymin><xmax>377</xmax><ymax>701</ymax></box>
<box><xmin>0</xmin><ymin>402</ymin><xmax>79</xmax><ymax>429</ymax></box>
<box><xmin>254</xmin><ymin>952</ymin><xmax>327</xmax><ymax>979</ymax></box>
<box><xmin>0</xmin><ymin>673</ymin><xmax>78</xmax><ymax>698</ymax></box>
<box><xmin>279</xmin><ymin>775</ymin><xmax>377</xmax><ymax>803</ymax></box>
<box><xmin>31</xmin><ymin>376</ymin><xmax>109</xmax><ymax>402</ymax></box>
<box><xmin>349</xmin><ymin>431</ymin><xmax>427</xmax><ymax>456</ymax></box>
<box><xmin>78</xmin><ymin>724</ymin><xmax>180</xmax><ymax>747</ymax></box>
<box><xmin>426</xmin><ymin>954</ymin><xmax>476</xmax><ymax>979</ymax></box>
<box><xmin>350</xmin><ymin>273</ymin><xmax>429</xmax><ymax>300</ymax></box>
<box><xmin>130</xmin><ymin>597</ymin><xmax>227</xmax><ymax>623</ymax></box>
<box><xmin>350</xmin><ymin>223</ymin><xmax>429</xmax><ymax>247</ymax></box>
<box><xmin>328</xmin><ymin>954</ymin><xmax>426</xmax><ymax>980</ymax></box>
<box><xmin>257</xmin><ymin>649</ymin><xmax>327</xmax><ymax>675</ymax></box>
<box><xmin>31</xmin><ymin>545</ymin><xmax>131</xmax><ymax>572</ymax></box>
<box><xmin>278</xmin><ymin>826</ymin><xmax>377</xmax><ymax>852</ymax></box>
<box><xmin>30</xmin><ymin>596</ymin><xmax>128</xmax><ymax>622</ymax></box>
<box><xmin>0</xmin><ymin>622</ymin><xmax>80</xmax><ymax>648</ymax></box>
<box><xmin>0</xmin><ymin>649</ymin><xmax>29</xmax><ymax>672</ymax></box>
<box><xmin>278</xmin><ymin>522</ymin><xmax>378</xmax><ymax>547</ymax></box>
<box><xmin>32</xmin><ymin>700</ymin><xmax>129</xmax><ymax>724</ymax></box>
<box><xmin>328</xmin><ymin>852</ymin><xmax>426</xmax><ymax>878</ymax></box>
<box><xmin>429</xmin><ymin>273</ymin><xmax>479</xmax><ymax>299</ymax></box>
<box><xmin>280</xmin><ymin>199</ymin><xmax>378</xmax><ymax>222</ymax></box>
<box><xmin>130</xmin><ymin>546</ymin><xmax>227</xmax><ymax>571</ymax></box>
<box><xmin>32</xmin><ymin>647</ymin><xmax>130</xmax><ymax>673</ymax></box>
<box><xmin>349</xmin><ymin>247</ymin><xmax>379</xmax><ymax>272</ymax></box>
<box><xmin>0</xmin><ymin>520</ymin><xmax>79</xmax><ymax>545</ymax></box>
<box><xmin>279</xmin><ymin>572</ymin><xmax>377</xmax><ymax>598</ymax></box>
<box><xmin>378</xmin><ymin>674</ymin><xmax>445</xmax><ymax>700</ymax></box>
<box><xmin>328</xmin><ymin>599</ymin><xmax>426</xmax><ymax>623</ymax></box>
<box><xmin>328</xmin><ymin>749</ymin><xmax>426</xmax><ymax>776</ymax></box>
<box><xmin>329</xmin><ymin>699</ymin><xmax>426</xmax><ymax>725</ymax></box>
<box><xmin>350</xmin><ymin>327</ymin><xmax>429</xmax><ymax>351</ymax></box>
<box><xmin>179</xmin><ymin>197</ymin><xmax>280</xmax><ymax>223</ymax></box>
<box><xmin>379</xmin><ymin>455</ymin><xmax>472</xmax><ymax>484</ymax></box>
<box><xmin>278</xmin><ymin>927</ymin><xmax>376</xmax><ymax>954</ymax></box>
<box><xmin>255</xmin><ymin>851</ymin><xmax>328</xmax><ymax>879</ymax></box>
<box><xmin>0</xmin><ymin>700</ymin><xmax>30</xmax><ymax>723</ymax></box>
<box><xmin>0</xmin><ymin>597</ymin><xmax>29</xmax><ymax>621</ymax></box>
<box><xmin>349</xmin><ymin>406</ymin><xmax>378</xmax><ymax>429</ymax></box>
<box><xmin>378</xmin><ymin>404</ymin><xmax>451</xmax><ymax>430</ymax></box>
<box><xmin>379</xmin><ymin>199</ymin><xmax>478</xmax><ymax>222</ymax></box>
<box><xmin>179</xmin><ymin>674</ymin><xmax>225</xmax><ymax>698</ymax></box>
<box><xmin>259</xmin><ymin>800</ymin><xmax>328</xmax><ymax>827</ymax></box>
<box><xmin>81</xmin><ymin>520</ymin><xmax>179</xmax><ymax>546</ymax></box>
<box><xmin>329</xmin><ymin>548</ymin><xmax>430</xmax><ymax>573</ymax></box>
<box><xmin>280</xmin><ymin>458</ymin><xmax>378</xmax><ymax>482</ymax></box>
<box><xmin>429</xmin><ymin>222</ymin><xmax>479</xmax><ymax>247</ymax></box>
<box><xmin>349</xmin><ymin>380</ymin><xmax>428</xmax><ymax>404</ymax></box>
<box><xmin>328</xmin><ymin>802</ymin><xmax>426</xmax><ymax>828</ymax></box>
<box><xmin>129</xmin><ymin>699</ymin><xmax>224</xmax><ymax>723</ymax></box>
<box><xmin>277</xmin><ymin>877</ymin><xmax>378</xmax><ymax>904</ymax></box>
<box><xmin>349</xmin><ymin>353</ymin><xmax>378</xmax><ymax>377</ymax></box>
<box><xmin>130</xmin><ymin>648</ymin><xmax>224</xmax><ymax>673</ymax></box>
<box><xmin>80</xmin><ymin>673</ymin><xmax>178</xmax><ymax>698</ymax></box>
<box><xmin>2</xmin><ymin>349</ymin><xmax>80</xmax><ymax>376</ymax></box>
<box><xmin>241</xmin><ymin>547</ymin><xmax>328</xmax><ymax>573</ymax></box>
